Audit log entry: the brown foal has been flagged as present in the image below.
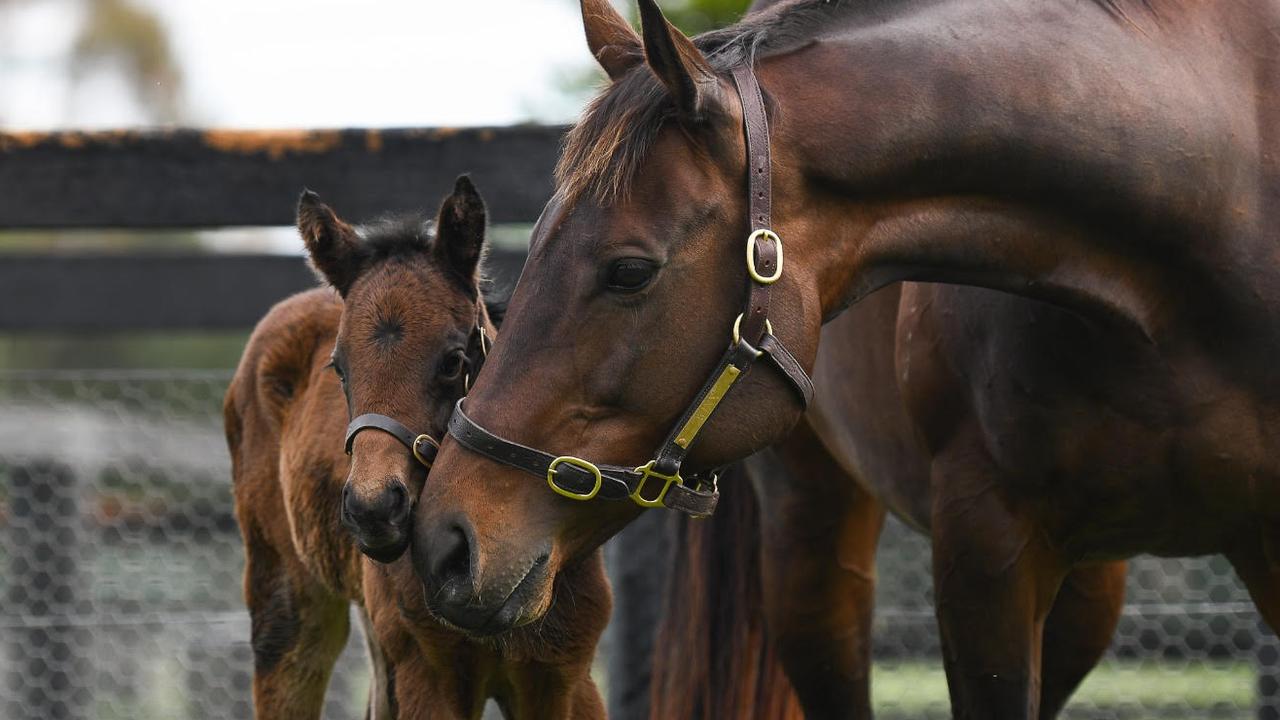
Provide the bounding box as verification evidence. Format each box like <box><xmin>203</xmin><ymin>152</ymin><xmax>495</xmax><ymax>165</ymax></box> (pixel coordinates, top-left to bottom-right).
<box><xmin>225</xmin><ymin>178</ymin><xmax>607</xmax><ymax>719</ymax></box>
<box><xmin>412</xmin><ymin>1</ymin><xmax>1280</xmax><ymax>718</ymax></box>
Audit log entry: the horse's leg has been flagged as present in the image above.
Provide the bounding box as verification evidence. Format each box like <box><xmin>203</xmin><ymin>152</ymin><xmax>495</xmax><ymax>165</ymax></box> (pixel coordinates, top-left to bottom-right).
<box><xmin>1228</xmin><ymin>522</ymin><xmax>1280</xmax><ymax>631</ymax></box>
<box><xmin>243</xmin><ymin>526</ymin><xmax>351</xmax><ymax>719</ymax></box>
<box><xmin>1038</xmin><ymin>561</ymin><xmax>1127</xmax><ymax>718</ymax></box>
<box><xmin>930</xmin><ymin>428</ymin><xmax>1067</xmax><ymax>720</ymax></box>
<box><xmin>753</xmin><ymin>421</ymin><xmax>886</xmax><ymax>720</ymax></box>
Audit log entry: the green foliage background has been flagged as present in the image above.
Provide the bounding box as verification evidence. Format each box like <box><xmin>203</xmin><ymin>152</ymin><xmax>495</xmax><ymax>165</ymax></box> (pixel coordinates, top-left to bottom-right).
<box><xmin>635</xmin><ymin>0</ymin><xmax>754</xmax><ymax>34</ymax></box>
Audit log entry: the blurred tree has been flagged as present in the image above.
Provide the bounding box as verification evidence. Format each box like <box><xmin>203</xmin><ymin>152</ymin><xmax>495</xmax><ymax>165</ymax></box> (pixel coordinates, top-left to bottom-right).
<box><xmin>69</xmin><ymin>0</ymin><xmax>185</xmax><ymax>123</ymax></box>
<box><xmin>644</xmin><ymin>0</ymin><xmax>753</xmax><ymax>35</ymax></box>
<box><xmin>540</xmin><ymin>0</ymin><xmax>751</xmax><ymax>119</ymax></box>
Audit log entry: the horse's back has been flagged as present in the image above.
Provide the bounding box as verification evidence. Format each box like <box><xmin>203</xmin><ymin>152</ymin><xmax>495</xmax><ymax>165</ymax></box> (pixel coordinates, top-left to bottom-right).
<box><xmin>226</xmin><ymin>286</ymin><xmax>361</xmax><ymax>596</ymax></box>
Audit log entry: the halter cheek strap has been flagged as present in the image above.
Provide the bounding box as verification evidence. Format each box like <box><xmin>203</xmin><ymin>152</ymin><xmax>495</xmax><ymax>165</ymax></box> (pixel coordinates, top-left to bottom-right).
<box><xmin>444</xmin><ymin>63</ymin><xmax>814</xmax><ymax>519</ymax></box>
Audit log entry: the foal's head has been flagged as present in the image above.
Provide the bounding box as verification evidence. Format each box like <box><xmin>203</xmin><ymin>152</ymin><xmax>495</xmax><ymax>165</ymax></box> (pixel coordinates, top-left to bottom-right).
<box><xmin>301</xmin><ymin>176</ymin><xmax>492</xmax><ymax>563</ymax></box>
<box><xmin>411</xmin><ymin>0</ymin><xmax>820</xmax><ymax>634</ymax></box>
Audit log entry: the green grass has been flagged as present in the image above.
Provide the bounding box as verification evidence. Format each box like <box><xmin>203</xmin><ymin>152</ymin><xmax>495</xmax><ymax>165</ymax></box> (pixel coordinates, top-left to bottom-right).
<box><xmin>873</xmin><ymin>660</ymin><xmax>1255</xmax><ymax>719</ymax></box>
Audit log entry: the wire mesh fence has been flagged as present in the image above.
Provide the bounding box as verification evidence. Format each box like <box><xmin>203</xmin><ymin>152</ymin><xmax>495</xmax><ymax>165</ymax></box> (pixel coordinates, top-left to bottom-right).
<box><xmin>0</xmin><ymin>369</ymin><xmax>1275</xmax><ymax>719</ymax></box>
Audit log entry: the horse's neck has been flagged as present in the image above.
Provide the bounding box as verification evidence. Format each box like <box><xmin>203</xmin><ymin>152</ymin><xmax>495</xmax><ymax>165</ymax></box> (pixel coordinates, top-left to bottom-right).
<box><xmin>765</xmin><ymin>0</ymin><xmax>1279</xmax><ymax>344</ymax></box>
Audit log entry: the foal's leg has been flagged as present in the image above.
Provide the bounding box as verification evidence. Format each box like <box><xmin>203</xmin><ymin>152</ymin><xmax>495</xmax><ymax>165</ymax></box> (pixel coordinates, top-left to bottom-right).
<box><xmin>930</xmin><ymin>428</ymin><xmax>1067</xmax><ymax>720</ymax></box>
<box><xmin>243</xmin><ymin>525</ymin><xmax>351</xmax><ymax>719</ymax></box>
<box><xmin>754</xmin><ymin>422</ymin><xmax>886</xmax><ymax>720</ymax></box>
<box><xmin>1038</xmin><ymin>561</ymin><xmax>1127</xmax><ymax>718</ymax></box>
<box><xmin>358</xmin><ymin>607</ymin><xmax>393</xmax><ymax>720</ymax></box>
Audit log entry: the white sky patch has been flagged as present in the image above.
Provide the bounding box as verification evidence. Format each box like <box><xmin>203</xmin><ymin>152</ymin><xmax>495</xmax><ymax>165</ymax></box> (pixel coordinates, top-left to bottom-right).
<box><xmin>1</xmin><ymin>0</ymin><xmax>617</xmax><ymax>129</ymax></box>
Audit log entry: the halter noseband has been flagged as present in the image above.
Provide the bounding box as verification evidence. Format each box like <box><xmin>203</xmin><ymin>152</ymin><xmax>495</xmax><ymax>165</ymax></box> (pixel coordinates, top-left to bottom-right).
<box><xmin>343</xmin><ymin>308</ymin><xmax>490</xmax><ymax>469</ymax></box>
<box><xmin>445</xmin><ymin>64</ymin><xmax>814</xmax><ymax>519</ymax></box>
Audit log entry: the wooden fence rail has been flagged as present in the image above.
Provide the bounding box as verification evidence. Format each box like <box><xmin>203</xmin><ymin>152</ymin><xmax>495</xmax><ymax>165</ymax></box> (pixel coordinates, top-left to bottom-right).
<box><xmin>0</xmin><ymin>127</ymin><xmax>551</xmax><ymax>331</ymax></box>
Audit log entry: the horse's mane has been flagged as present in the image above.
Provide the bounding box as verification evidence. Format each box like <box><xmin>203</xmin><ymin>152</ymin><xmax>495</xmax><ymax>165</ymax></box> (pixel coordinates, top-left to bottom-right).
<box><xmin>350</xmin><ymin>214</ymin><xmax>507</xmax><ymax>318</ymax></box>
<box><xmin>556</xmin><ymin>0</ymin><xmax>1157</xmax><ymax>205</ymax></box>
<box><xmin>557</xmin><ymin>0</ymin><xmax>844</xmax><ymax>204</ymax></box>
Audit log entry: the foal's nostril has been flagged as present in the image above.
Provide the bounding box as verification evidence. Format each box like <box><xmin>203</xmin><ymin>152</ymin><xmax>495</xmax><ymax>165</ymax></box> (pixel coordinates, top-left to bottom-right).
<box><xmin>340</xmin><ymin>482</ymin><xmax>356</xmax><ymax>525</ymax></box>
<box><xmin>383</xmin><ymin>483</ymin><xmax>410</xmax><ymax>524</ymax></box>
<box><xmin>429</xmin><ymin>524</ymin><xmax>473</xmax><ymax>588</ymax></box>
<box><xmin>341</xmin><ymin>480</ymin><xmax>409</xmax><ymax>529</ymax></box>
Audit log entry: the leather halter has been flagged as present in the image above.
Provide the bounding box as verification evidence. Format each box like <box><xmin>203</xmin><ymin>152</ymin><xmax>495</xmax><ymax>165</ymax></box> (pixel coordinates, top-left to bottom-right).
<box><xmin>447</xmin><ymin>63</ymin><xmax>814</xmax><ymax>518</ymax></box>
<box><xmin>343</xmin><ymin>309</ymin><xmax>490</xmax><ymax>469</ymax></box>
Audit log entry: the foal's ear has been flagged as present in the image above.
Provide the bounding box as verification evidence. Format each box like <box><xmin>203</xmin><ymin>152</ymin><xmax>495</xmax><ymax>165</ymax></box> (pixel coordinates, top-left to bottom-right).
<box><xmin>434</xmin><ymin>175</ymin><xmax>487</xmax><ymax>285</ymax></box>
<box><xmin>298</xmin><ymin>190</ymin><xmax>362</xmax><ymax>296</ymax></box>
<box><xmin>637</xmin><ymin>0</ymin><xmax>722</xmax><ymax>121</ymax></box>
<box><xmin>581</xmin><ymin>0</ymin><xmax>642</xmax><ymax>80</ymax></box>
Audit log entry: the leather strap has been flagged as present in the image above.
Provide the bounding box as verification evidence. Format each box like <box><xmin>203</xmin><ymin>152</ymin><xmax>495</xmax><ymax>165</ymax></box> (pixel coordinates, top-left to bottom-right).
<box><xmin>733</xmin><ymin>64</ymin><xmax>778</xmax><ymax>346</ymax></box>
<box><xmin>464</xmin><ymin>309</ymin><xmax>491</xmax><ymax>392</ymax></box>
<box><xmin>759</xmin><ymin>333</ymin><xmax>815</xmax><ymax>406</ymax></box>
<box><xmin>448</xmin><ymin>400</ymin><xmax>720</xmax><ymax>517</ymax></box>
<box><xmin>345</xmin><ymin>413</ymin><xmax>440</xmax><ymax>468</ymax></box>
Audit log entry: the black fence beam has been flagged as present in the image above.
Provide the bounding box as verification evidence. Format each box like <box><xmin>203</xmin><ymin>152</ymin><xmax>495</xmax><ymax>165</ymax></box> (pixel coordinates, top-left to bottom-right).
<box><xmin>0</xmin><ymin>250</ymin><xmax>528</xmax><ymax>332</ymax></box>
<box><xmin>0</xmin><ymin>127</ymin><xmax>564</xmax><ymax>229</ymax></box>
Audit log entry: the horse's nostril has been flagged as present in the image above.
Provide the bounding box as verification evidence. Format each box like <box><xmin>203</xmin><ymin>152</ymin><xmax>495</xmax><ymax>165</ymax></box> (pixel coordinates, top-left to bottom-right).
<box><xmin>430</xmin><ymin>525</ymin><xmax>473</xmax><ymax>588</ymax></box>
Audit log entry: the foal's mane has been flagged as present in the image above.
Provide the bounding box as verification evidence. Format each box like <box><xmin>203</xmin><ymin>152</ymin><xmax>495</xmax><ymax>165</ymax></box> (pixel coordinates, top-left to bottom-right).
<box><xmin>556</xmin><ymin>0</ymin><xmax>1156</xmax><ymax>205</ymax></box>
<box><xmin>341</xmin><ymin>215</ymin><xmax>505</xmax><ymax>319</ymax></box>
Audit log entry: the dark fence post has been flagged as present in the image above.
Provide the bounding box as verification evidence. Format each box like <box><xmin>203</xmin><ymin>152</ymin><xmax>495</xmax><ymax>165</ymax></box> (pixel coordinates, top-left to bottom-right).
<box><xmin>1259</xmin><ymin>618</ymin><xmax>1280</xmax><ymax>720</ymax></box>
<box><xmin>4</xmin><ymin>460</ymin><xmax>88</xmax><ymax>720</ymax></box>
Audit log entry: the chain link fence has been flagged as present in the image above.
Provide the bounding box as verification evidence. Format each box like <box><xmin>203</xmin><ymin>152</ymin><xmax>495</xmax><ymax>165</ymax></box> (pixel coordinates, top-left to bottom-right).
<box><xmin>0</xmin><ymin>369</ymin><xmax>1275</xmax><ymax>719</ymax></box>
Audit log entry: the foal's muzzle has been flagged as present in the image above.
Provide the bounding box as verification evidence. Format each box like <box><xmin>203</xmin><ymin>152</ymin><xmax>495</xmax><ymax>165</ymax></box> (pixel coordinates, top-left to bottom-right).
<box><xmin>341</xmin><ymin>479</ymin><xmax>412</xmax><ymax>563</ymax></box>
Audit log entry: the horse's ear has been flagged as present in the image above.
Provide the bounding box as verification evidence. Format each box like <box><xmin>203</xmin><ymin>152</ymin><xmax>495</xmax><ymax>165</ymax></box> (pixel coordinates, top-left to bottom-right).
<box><xmin>298</xmin><ymin>190</ymin><xmax>362</xmax><ymax>296</ymax></box>
<box><xmin>637</xmin><ymin>0</ymin><xmax>722</xmax><ymax>120</ymax></box>
<box><xmin>581</xmin><ymin>0</ymin><xmax>642</xmax><ymax>80</ymax></box>
<box><xmin>434</xmin><ymin>175</ymin><xmax>487</xmax><ymax>285</ymax></box>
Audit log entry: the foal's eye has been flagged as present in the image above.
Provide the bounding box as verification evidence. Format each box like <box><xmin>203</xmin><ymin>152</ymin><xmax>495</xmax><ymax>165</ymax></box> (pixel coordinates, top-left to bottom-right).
<box><xmin>437</xmin><ymin>349</ymin><xmax>467</xmax><ymax>381</ymax></box>
<box><xmin>330</xmin><ymin>361</ymin><xmax>346</xmax><ymax>385</ymax></box>
<box><xmin>605</xmin><ymin>258</ymin><xmax>657</xmax><ymax>293</ymax></box>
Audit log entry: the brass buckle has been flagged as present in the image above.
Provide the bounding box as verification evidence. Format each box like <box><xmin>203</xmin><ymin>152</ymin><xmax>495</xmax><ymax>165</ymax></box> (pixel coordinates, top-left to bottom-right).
<box><xmin>731</xmin><ymin>313</ymin><xmax>773</xmax><ymax>345</ymax></box>
<box><xmin>547</xmin><ymin>456</ymin><xmax>603</xmax><ymax>501</ymax></box>
<box><xmin>412</xmin><ymin>434</ymin><xmax>439</xmax><ymax>468</ymax></box>
<box><xmin>746</xmin><ymin>229</ymin><xmax>783</xmax><ymax>284</ymax></box>
<box><xmin>630</xmin><ymin>460</ymin><xmax>683</xmax><ymax>509</ymax></box>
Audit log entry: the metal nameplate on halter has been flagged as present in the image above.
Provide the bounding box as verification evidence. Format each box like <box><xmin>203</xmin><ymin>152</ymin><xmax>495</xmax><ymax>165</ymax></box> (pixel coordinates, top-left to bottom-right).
<box><xmin>547</xmin><ymin>456</ymin><xmax>603</xmax><ymax>501</ymax></box>
<box><xmin>746</xmin><ymin>228</ymin><xmax>783</xmax><ymax>284</ymax></box>
<box><xmin>630</xmin><ymin>460</ymin><xmax>684</xmax><ymax>508</ymax></box>
<box><xmin>673</xmin><ymin>365</ymin><xmax>742</xmax><ymax>449</ymax></box>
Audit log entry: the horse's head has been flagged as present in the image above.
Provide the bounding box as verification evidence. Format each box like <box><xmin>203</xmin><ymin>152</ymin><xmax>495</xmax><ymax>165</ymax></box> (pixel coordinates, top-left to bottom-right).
<box><xmin>301</xmin><ymin>176</ymin><xmax>493</xmax><ymax>564</ymax></box>
<box><xmin>411</xmin><ymin>0</ymin><xmax>821</xmax><ymax>634</ymax></box>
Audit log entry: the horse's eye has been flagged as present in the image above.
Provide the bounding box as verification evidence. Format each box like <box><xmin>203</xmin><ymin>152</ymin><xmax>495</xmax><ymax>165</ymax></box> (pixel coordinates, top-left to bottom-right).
<box><xmin>438</xmin><ymin>349</ymin><xmax>467</xmax><ymax>381</ymax></box>
<box><xmin>331</xmin><ymin>361</ymin><xmax>346</xmax><ymax>385</ymax></box>
<box><xmin>605</xmin><ymin>258</ymin><xmax>657</xmax><ymax>293</ymax></box>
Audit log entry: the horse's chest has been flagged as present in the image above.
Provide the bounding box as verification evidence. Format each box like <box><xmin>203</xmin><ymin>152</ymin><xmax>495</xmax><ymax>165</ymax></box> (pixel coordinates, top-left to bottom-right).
<box><xmin>900</xmin><ymin>285</ymin><xmax>1280</xmax><ymax>558</ymax></box>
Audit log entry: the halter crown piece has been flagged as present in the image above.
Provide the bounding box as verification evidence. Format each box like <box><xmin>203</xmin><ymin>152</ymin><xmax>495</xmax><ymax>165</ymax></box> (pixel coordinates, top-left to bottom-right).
<box><xmin>446</xmin><ymin>63</ymin><xmax>814</xmax><ymax>518</ymax></box>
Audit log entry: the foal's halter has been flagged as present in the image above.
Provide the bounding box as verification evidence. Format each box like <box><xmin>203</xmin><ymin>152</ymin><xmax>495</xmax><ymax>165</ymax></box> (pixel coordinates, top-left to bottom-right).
<box><xmin>447</xmin><ymin>64</ymin><xmax>814</xmax><ymax>518</ymax></box>
<box><xmin>343</xmin><ymin>310</ymin><xmax>491</xmax><ymax>469</ymax></box>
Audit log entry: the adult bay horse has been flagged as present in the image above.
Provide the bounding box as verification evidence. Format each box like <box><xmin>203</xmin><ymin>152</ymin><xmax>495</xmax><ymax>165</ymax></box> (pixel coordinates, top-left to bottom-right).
<box><xmin>225</xmin><ymin>178</ymin><xmax>608</xmax><ymax>718</ymax></box>
<box><xmin>413</xmin><ymin>1</ymin><xmax>1280</xmax><ymax>718</ymax></box>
